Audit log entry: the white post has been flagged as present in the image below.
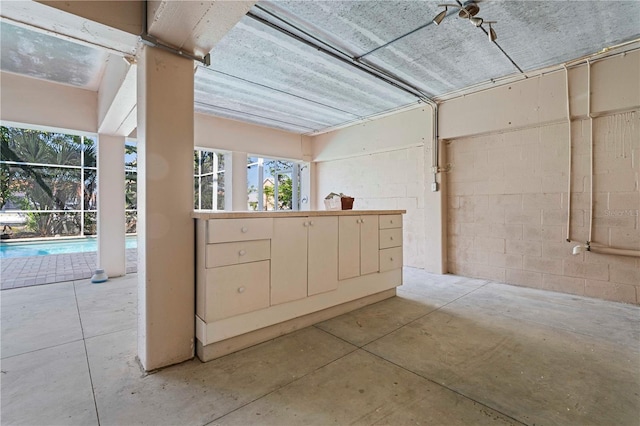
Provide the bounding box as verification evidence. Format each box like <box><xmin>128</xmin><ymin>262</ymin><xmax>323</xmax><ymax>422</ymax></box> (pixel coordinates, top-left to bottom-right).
<box><xmin>223</xmin><ymin>153</ymin><xmax>233</xmax><ymax>211</ymax></box>
<box><xmin>212</xmin><ymin>152</ymin><xmax>219</xmax><ymax>210</ymax></box>
<box><xmin>137</xmin><ymin>45</ymin><xmax>195</xmax><ymax>370</ymax></box>
<box><xmin>230</xmin><ymin>151</ymin><xmax>248</xmax><ymax>211</ymax></box>
<box><xmin>97</xmin><ymin>134</ymin><xmax>126</xmax><ymax>277</ymax></box>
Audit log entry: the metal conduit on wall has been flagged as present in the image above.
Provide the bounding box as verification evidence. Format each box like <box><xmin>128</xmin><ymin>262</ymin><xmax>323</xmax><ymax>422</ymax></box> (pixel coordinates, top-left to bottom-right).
<box><xmin>565</xmin><ymin>57</ymin><xmax>640</xmax><ymax>258</ymax></box>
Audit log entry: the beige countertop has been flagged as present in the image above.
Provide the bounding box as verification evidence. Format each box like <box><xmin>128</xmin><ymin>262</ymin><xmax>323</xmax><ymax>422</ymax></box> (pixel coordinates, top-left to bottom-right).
<box><xmin>192</xmin><ymin>210</ymin><xmax>406</xmax><ymax>219</ymax></box>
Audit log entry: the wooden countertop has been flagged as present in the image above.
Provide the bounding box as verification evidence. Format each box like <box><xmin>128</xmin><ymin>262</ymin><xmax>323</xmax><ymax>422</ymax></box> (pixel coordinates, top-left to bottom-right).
<box><xmin>192</xmin><ymin>210</ymin><xmax>406</xmax><ymax>219</ymax></box>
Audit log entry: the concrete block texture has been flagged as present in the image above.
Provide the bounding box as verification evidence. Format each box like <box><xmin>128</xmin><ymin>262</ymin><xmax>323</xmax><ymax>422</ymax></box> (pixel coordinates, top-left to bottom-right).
<box><xmin>316</xmin><ymin>146</ymin><xmax>426</xmax><ymax>269</ymax></box>
<box><xmin>448</xmin><ymin>110</ymin><xmax>639</xmax><ymax>305</ymax></box>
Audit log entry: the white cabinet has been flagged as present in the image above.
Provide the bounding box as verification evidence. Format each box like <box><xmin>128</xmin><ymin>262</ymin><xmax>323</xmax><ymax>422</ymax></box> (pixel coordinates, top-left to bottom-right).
<box><xmin>206</xmin><ymin>240</ymin><xmax>270</xmax><ymax>268</ymax></box>
<box><xmin>308</xmin><ymin>217</ymin><xmax>339</xmax><ymax>296</ymax></box>
<box><xmin>207</xmin><ymin>217</ymin><xmax>272</xmax><ymax>243</ymax></box>
<box><xmin>271</xmin><ymin>216</ymin><xmax>338</xmax><ymax>305</ymax></box>
<box><xmin>197</xmin><ymin>218</ymin><xmax>273</xmax><ymax>323</ymax></box>
<box><xmin>195</xmin><ymin>210</ymin><xmax>404</xmax><ymax>362</ymax></box>
<box><xmin>378</xmin><ymin>215</ymin><xmax>403</xmax><ymax>272</ymax></box>
<box><xmin>205</xmin><ymin>261</ymin><xmax>270</xmax><ymax>322</ymax></box>
<box><xmin>339</xmin><ymin>215</ymin><xmax>379</xmax><ymax>280</ymax></box>
<box><xmin>270</xmin><ymin>217</ymin><xmax>307</xmax><ymax>305</ymax></box>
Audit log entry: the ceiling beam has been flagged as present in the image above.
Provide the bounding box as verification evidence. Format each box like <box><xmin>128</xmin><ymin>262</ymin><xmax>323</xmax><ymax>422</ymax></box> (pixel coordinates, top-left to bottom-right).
<box><xmin>1</xmin><ymin>1</ymin><xmax>139</xmax><ymax>56</ymax></box>
<box><xmin>37</xmin><ymin>1</ymin><xmax>143</xmax><ymax>36</ymax></box>
<box><xmin>147</xmin><ymin>0</ymin><xmax>257</xmax><ymax>58</ymax></box>
<box><xmin>98</xmin><ymin>55</ymin><xmax>137</xmax><ymax>136</ymax></box>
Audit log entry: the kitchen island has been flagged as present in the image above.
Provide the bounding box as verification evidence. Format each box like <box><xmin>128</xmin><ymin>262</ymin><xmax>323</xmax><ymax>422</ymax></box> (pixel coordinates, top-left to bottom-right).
<box><xmin>193</xmin><ymin>210</ymin><xmax>405</xmax><ymax>361</ymax></box>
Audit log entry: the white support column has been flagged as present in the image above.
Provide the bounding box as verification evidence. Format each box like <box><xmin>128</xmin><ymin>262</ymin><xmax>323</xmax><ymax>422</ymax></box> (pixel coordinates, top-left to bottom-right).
<box><xmin>212</xmin><ymin>152</ymin><xmax>219</xmax><ymax>211</ymax></box>
<box><xmin>230</xmin><ymin>151</ymin><xmax>248</xmax><ymax>211</ymax></box>
<box><xmin>97</xmin><ymin>134</ymin><xmax>126</xmax><ymax>278</ymax></box>
<box><xmin>137</xmin><ymin>46</ymin><xmax>195</xmax><ymax>371</ymax></box>
<box><xmin>257</xmin><ymin>158</ymin><xmax>264</xmax><ymax>211</ymax></box>
<box><xmin>223</xmin><ymin>153</ymin><xmax>233</xmax><ymax>211</ymax></box>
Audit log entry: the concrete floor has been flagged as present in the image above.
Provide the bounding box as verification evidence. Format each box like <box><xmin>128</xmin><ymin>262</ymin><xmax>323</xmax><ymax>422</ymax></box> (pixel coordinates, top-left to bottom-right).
<box><xmin>1</xmin><ymin>267</ymin><xmax>639</xmax><ymax>425</ymax></box>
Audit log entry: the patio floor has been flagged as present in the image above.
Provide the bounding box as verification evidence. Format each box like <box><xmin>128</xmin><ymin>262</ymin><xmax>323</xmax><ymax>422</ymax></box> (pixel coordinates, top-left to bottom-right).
<box><xmin>1</xmin><ymin>268</ymin><xmax>639</xmax><ymax>425</ymax></box>
<box><xmin>0</xmin><ymin>249</ymin><xmax>137</xmax><ymax>290</ymax></box>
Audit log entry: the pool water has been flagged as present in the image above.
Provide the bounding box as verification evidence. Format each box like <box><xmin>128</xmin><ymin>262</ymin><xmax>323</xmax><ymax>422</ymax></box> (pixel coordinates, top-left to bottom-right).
<box><xmin>0</xmin><ymin>236</ymin><xmax>137</xmax><ymax>259</ymax></box>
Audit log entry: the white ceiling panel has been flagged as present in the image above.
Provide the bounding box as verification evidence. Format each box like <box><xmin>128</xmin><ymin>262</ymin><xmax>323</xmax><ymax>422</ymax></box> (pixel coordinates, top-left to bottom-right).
<box><xmin>481</xmin><ymin>1</ymin><xmax>640</xmax><ymax>71</ymax></box>
<box><xmin>0</xmin><ymin>22</ymin><xmax>108</xmax><ymax>90</ymax></box>
<box><xmin>1</xmin><ymin>1</ymin><xmax>639</xmax><ymax>134</ymax></box>
<box><xmin>198</xmin><ymin>16</ymin><xmax>419</xmax><ymax>132</ymax></box>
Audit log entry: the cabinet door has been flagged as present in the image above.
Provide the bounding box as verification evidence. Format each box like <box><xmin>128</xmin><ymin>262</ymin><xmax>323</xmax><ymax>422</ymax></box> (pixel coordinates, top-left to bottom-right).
<box><xmin>271</xmin><ymin>217</ymin><xmax>308</xmax><ymax>305</ymax></box>
<box><xmin>206</xmin><ymin>261</ymin><xmax>270</xmax><ymax>322</ymax></box>
<box><xmin>308</xmin><ymin>216</ymin><xmax>338</xmax><ymax>295</ymax></box>
<box><xmin>338</xmin><ymin>216</ymin><xmax>360</xmax><ymax>280</ymax></box>
<box><xmin>360</xmin><ymin>215</ymin><xmax>379</xmax><ymax>275</ymax></box>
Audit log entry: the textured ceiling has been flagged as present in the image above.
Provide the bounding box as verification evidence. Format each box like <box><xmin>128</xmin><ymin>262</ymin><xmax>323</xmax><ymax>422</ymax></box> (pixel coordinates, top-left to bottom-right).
<box><xmin>257</xmin><ymin>1</ymin><xmax>640</xmax><ymax>96</ymax></box>
<box><xmin>0</xmin><ymin>22</ymin><xmax>108</xmax><ymax>91</ymax></box>
<box><xmin>1</xmin><ymin>1</ymin><xmax>639</xmax><ymax>134</ymax></box>
<box><xmin>194</xmin><ymin>16</ymin><xmax>417</xmax><ymax>133</ymax></box>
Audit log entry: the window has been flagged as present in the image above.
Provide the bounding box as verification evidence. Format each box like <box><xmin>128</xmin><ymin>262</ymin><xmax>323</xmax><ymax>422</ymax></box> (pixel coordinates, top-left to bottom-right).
<box><xmin>125</xmin><ymin>140</ymin><xmax>137</xmax><ymax>234</ymax></box>
<box><xmin>247</xmin><ymin>156</ymin><xmax>301</xmax><ymax>211</ymax></box>
<box><xmin>0</xmin><ymin>125</ymin><xmax>97</xmax><ymax>238</ymax></box>
<box><xmin>194</xmin><ymin>149</ymin><xmax>225</xmax><ymax>210</ymax></box>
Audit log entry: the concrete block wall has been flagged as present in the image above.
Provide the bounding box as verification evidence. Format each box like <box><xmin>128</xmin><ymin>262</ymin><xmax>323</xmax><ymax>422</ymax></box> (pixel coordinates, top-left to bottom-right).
<box><xmin>316</xmin><ymin>146</ymin><xmax>426</xmax><ymax>268</ymax></box>
<box><xmin>447</xmin><ymin>111</ymin><xmax>639</xmax><ymax>304</ymax></box>
<box><xmin>312</xmin><ymin>107</ymin><xmax>434</xmax><ymax>270</ymax></box>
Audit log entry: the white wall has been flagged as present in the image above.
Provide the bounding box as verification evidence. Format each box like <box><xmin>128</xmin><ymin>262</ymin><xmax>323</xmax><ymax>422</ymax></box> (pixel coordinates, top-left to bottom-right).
<box><xmin>311</xmin><ymin>107</ymin><xmax>438</xmax><ymax>270</ymax></box>
<box><xmin>194</xmin><ymin>113</ymin><xmax>308</xmax><ymax>160</ymax></box>
<box><xmin>194</xmin><ymin>113</ymin><xmax>313</xmax><ymax>211</ymax></box>
<box><xmin>442</xmin><ymin>51</ymin><xmax>640</xmax><ymax>304</ymax></box>
<box><xmin>0</xmin><ymin>71</ymin><xmax>97</xmax><ymax>133</ymax></box>
<box><xmin>439</xmin><ymin>51</ymin><xmax>640</xmax><ymax>139</ymax></box>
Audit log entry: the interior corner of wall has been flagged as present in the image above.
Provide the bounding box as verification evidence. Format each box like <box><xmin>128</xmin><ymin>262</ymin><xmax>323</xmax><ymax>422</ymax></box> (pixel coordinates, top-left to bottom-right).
<box><xmin>301</xmin><ymin>135</ymin><xmax>313</xmax><ymax>158</ymax></box>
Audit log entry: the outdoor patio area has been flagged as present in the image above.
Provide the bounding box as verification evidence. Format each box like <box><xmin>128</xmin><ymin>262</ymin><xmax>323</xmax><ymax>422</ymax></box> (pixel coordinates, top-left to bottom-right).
<box><xmin>0</xmin><ymin>248</ymin><xmax>137</xmax><ymax>290</ymax></box>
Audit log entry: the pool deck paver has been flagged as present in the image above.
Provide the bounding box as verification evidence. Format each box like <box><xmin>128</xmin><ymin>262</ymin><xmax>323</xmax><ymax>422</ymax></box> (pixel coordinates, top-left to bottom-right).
<box><xmin>0</xmin><ymin>249</ymin><xmax>137</xmax><ymax>290</ymax></box>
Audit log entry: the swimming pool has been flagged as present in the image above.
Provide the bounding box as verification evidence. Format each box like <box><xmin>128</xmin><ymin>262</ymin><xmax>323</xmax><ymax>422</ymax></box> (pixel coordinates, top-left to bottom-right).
<box><xmin>0</xmin><ymin>236</ymin><xmax>137</xmax><ymax>259</ymax></box>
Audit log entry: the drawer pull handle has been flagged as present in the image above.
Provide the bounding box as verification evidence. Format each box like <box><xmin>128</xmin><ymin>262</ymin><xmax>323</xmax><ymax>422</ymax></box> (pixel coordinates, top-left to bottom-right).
<box><xmin>390</xmin><ymin>257</ymin><xmax>394</xmax><ymax>261</ymax></box>
<box><xmin>239</xmin><ymin>249</ymin><xmax>246</xmax><ymax>256</ymax></box>
<box><xmin>309</xmin><ymin>221</ymin><xmax>314</xmax><ymax>226</ymax></box>
<box><xmin>303</xmin><ymin>222</ymin><xmax>309</xmax><ymax>227</ymax></box>
<box><xmin>237</xmin><ymin>286</ymin><xmax>246</xmax><ymax>293</ymax></box>
<box><xmin>390</xmin><ymin>220</ymin><xmax>394</xmax><ymax>224</ymax></box>
<box><xmin>241</xmin><ymin>227</ymin><xmax>248</xmax><ymax>233</ymax></box>
<box><xmin>361</xmin><ymin>219</ymin><xmax>365</xmax><ymax>223</ymax></box>
<box><xmin>390</xmin><ymin>236</ymin><xmax>394</xmax><ymax>240</ymax></box>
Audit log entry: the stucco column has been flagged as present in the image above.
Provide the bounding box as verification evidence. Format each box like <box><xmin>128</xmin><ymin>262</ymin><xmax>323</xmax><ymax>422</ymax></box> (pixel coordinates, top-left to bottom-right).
<box><xmin>137</xmin><ymin>46</ymin><xmax>195</xmax><ymax>370</ymax></box>
<box><xmin>230</xmin><ymin>151</ymin><xmax>248</xmax><ymax>211</ymax></box>
<box><xmin>97</xmin><ymin>134</ymin><xmax>126</xmax><ymax>277</ymax></box>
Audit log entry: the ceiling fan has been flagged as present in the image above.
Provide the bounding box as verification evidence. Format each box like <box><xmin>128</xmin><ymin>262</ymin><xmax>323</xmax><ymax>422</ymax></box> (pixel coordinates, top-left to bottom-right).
<box><xmin>432</xmin><ymin>0</ymin><xmax>497</xmax><ymax>41</ymax></box>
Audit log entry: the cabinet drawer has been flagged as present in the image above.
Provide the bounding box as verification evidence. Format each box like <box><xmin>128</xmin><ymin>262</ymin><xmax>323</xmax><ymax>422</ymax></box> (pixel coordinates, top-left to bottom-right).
<box><xmin>379</xmin><ymin>215</ymin><xmax>402</xmax><ymax>229</ymax></box>
<box><xmin>205</xmin><ymin>261</ymin><xmax>270</xmax><ymax>322</ymax></box>
<box><xmin>207</xmin><ymin>218</ymin><xmax>273</xmax><ymax>243</ymax></box>
<box><xmin>379</xmin><ymin>247</ymin><xmax>403</xmax><ymax>272</ymax></box>
<box><xmin>379</xmin><ymin>228</ymin><xmax>403</xmax><ymax>249</ymax></box>
<box><xmin>206</xmin><ymin>240</ymin><xmax>270</xmax><ymax>268</ymax></box>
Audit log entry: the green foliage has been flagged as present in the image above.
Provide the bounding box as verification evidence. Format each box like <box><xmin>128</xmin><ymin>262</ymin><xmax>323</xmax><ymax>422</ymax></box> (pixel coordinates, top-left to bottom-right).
<box><xmin>194</xmin><ymin>150</ymin><xmax>224</xmax><ymax>210</ymax></box>
<box><xmin>264</xmin><ymin>160</ymin><xmax>295</xmax><ymax>210</ymax></box>
<box><xmin>263</xmin><ymin>175</ymin><xmax>293</xmax><ymax>210</ymax></box>
<box><xmin>0</xmin><ymin>126</ymin><xmax>95</xmax><ymax>237</ymax></box>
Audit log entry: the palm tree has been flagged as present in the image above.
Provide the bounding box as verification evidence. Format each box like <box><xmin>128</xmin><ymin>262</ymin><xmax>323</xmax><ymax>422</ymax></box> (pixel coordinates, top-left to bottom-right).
<box><xmin>0</xmin><ymin>126</ymin><xmax>90</xmax><ymax>236</ymax></box>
